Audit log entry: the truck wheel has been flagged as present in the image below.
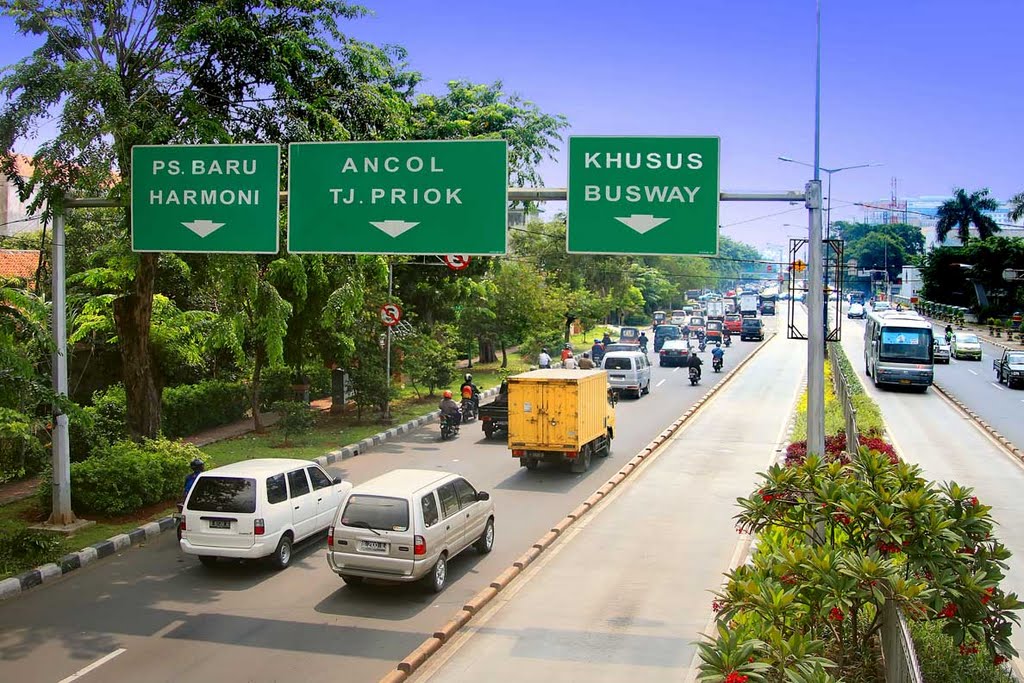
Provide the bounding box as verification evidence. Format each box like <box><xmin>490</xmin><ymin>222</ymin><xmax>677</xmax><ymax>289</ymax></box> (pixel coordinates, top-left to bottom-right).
<box><xmin>571</xmin><ymin>446</ymin><xmax>592</xmax><ymax>474</ymax></box>
<box><xmin>525</xmin><ymin>458</ymin><xmax>539</xmax><ymax>470</ymax></box>
<box><xmin>483</xmin><ymin>425</ymin><xmax>494</xmax><ymax>439</ymax></box>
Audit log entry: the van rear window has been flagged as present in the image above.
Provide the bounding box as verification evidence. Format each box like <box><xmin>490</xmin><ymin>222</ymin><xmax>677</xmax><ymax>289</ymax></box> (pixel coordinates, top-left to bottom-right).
<box><xmin>604</xmin><ymin>357</ymin><xmax>633</xmax><ymax>370</ymax></box>
<box><xmin>187</xmin><ymin>476</ymin><xmax>256</xmax><ymax>513</ymax></box>
<box><xmin>342</xmin><ymin>495</ymin><xmax>410</xmax><ymax>532</ymax></box>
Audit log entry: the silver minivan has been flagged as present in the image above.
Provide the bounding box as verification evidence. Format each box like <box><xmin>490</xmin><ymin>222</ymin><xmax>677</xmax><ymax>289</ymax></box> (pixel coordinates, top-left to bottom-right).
<box><xmin>602</xmin><ymin>350</ymin><xmax>652</xmax><ymax>398</ymax></box>
<box><xmin>327</xmin><ymin>469</ymin><xmax>495</xmax><ymax>593</ymax></box>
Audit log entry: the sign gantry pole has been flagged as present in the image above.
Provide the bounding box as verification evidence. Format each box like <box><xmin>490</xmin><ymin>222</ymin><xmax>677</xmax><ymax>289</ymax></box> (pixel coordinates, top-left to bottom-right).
<box><xmin>384</xmin><ymin>261</ymin><xmax>393</xmax><ymax>422</ymax></box>
<box><xmin>805</xmin><ymin>180</ymin><xmax>826</xmax><ymax>460</ymax></box>
<box><xmin>48</xmin><ymin>204</ymin><xmax>75</xmax><ymax>527</ymax></box>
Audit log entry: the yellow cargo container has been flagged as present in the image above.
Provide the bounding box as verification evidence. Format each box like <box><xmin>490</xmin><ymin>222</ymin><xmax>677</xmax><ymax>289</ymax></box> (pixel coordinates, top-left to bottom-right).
<box><xmin>507</xmin><ymin>369</ymin><xmax>616</xmax><ymax>473</ymax></box>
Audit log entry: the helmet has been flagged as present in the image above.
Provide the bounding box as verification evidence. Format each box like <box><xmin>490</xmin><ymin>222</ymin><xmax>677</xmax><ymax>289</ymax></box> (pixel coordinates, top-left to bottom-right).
<box><xmin>443</xmin><ymin>390</ymin><xmax>453</xmax><ymax>399</ymax></box>
<box><xmin>190</xmin><ymin>458</ymin><xmax>205</xmax><ymax>473</ymax></box>
<box><xmin>464</xmin><ymin>373</ymin><xmax>472</xmax><ymax>382</ymax></box>
<box><xmin>542</xmin><ymin>347</ymin><xmax>549</xmax><ymax>353</ymax></box>
<box><xmin>564</xmin><ymin>343</ymin><xmax>571</xmax><ymax>349</ymax></box>
<box><xmin>716</xmin><ymin>342</ymin><xmax>721</xmax><ymax>347</ymax></box>
<box><xmin>583</xmin><ymin>352</ymin><xmax>590</xmax><ymax>358</ymax></box>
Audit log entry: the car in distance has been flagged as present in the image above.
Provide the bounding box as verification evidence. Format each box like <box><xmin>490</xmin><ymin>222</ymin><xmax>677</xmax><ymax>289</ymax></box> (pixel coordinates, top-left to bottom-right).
<box><xmin>181</xmin><ymin>459</ymin><xmax>350</xmax><ymax>569</ymax></box>
<box><xmin>653</xmin><ymin>324</ymin><xmax>682</xmax><ymax>352</ymax></box>
<box><xmin>993</xmin><ymin>350</ymin><xmax>1024</xmax><ymax>388</ymax></box>
<box><xmin>870</xmin><ymin>301</ymin><xmax>891</xmax><ymax>313</ymax></box>
<box><xmin>932</xmin><ymin>338</ymin><xmax>951</xmax><ymax>364</ymax></box>
<box><xmin>658</xmin><ymin>339</ymin><xmax>691</xmax><ymax>367</ymax></box>
<box><xmin>740</xmin><ymin>317</ymin><xmax>765</xmax><ymax>341</ymax></box>
<box><xmin>603</xmin><ymin>343</ymin><xmax>639</xmax><ymax>354</ymax></box>
<box><xmin>950</xmin><ymin>332</ymin><xmax>982</xmax><ymax>360</ymax></box>
<box><xmin>847</xmin><ymin>303</ymin><xmax>866</xmax><ymax>319</ymax></box>
<box><xmin>327</xmin><ymin>469</ymin><xmax>494</xmax><ymax>593</ymax></box>
<box><xmin>724</xmin><ymin>313</ymin><xmax>743</xmax><ymax>334</ymax></box>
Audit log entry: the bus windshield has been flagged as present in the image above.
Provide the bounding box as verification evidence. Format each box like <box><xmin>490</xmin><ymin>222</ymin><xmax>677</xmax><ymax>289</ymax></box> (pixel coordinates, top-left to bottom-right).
<box><xmin>879</xmin><ymin>328</ymin><xmax>931</xmax><ymax>363</ymax></box>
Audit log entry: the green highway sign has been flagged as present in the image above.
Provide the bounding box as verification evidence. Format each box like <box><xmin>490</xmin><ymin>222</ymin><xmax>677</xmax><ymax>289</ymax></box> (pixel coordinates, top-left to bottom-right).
<box><xmin>287</xmin><ymin>140</ymin><xmax>508</xmax><ymax>255</ymax></box>
<box><xmin>131</xmin><ymin>144</ymin><xmax>280</xmax><ymax>253</ymax></box>
<box><xmin>566</xmin><ymin>136</ymin><xmax>720</xmax><ymax>255</ymax></box>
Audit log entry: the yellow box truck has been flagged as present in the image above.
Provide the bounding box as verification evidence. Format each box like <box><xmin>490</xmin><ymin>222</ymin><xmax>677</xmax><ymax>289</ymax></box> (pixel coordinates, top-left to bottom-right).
<box><xmin>507</xmin><ymin>369</ymin><xmax>616</xmax><ymax>473</ymax></box>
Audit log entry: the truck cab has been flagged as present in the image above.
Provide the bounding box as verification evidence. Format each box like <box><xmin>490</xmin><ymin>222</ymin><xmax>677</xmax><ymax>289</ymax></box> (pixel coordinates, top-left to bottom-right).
<box><xmin>993</xmin><ymin>350</ymin><xmax>1024</xmax><ymax>388</ymax></box>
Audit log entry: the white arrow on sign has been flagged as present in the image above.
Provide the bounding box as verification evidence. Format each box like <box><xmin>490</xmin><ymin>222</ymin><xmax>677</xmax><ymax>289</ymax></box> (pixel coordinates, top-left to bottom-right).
<box><xmin>370</xmin><ymin>220</ymin><xmax>420</xmax><ymax>238</ymax></box>
<box><xmin>181</xmin><ymin>219</ymin><xmax>226</xmax><ymax>238</ymax></box>
<box><xmin>614</xmin><ymin>214</ymin><xmax>670</xmax><ymax>235</ymax></box>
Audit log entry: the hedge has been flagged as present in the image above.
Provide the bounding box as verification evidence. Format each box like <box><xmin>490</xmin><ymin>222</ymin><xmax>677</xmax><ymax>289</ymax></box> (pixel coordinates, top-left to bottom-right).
<box><xmin>161</xmin><ymin>379</ymin><xmax>248</xmax><ymax>438</ymax></box>
<box><xmin>40</xmin><ymin>439</ymin><xmax>207</xmax><ymax>516</ymax></box>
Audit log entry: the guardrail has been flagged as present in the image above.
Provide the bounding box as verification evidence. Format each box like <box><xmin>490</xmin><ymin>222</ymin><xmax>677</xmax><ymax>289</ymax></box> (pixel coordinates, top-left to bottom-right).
<box><xmin>826</xmin><ymin>344</ymin><xmax>859</xmax><ymax>455</ymax></box>
<box><xmin>880</xmin><ymin>601</ymin><xmax>925</xmax><ymax>683</ymax></box>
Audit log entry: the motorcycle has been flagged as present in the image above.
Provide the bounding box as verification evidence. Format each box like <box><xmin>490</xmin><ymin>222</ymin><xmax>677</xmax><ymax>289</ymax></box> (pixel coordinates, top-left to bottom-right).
<box><xmin>440</xmin><ymin>413</ymin><xmax>461</xmax><ymax>440</ymax></box>
<box><xmin>712</xmin><ymin>356</ymin><xmax>723</xmax><ymax>373</ymax></box>
<box><xmin>699</xmin><ymin>339</ymin><xmax>707</xmax><ymax>353</ymax></box>
<box><xmin>689</xmin><ymin>366</ymin><xmax>701</xmax><ymax>386</ymax></box>
<box><xmin>724</xmin><ymin>335</ymin><xmax>732</xmax><ymax>348</ymax></box>
<box><xmin>460</xmin><ymin>395</ymin><xmax>478</xmax><ymax>423</ymax></box>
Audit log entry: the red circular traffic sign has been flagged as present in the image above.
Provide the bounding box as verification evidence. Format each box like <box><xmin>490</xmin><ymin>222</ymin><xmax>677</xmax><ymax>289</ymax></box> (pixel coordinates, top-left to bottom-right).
<box><xmin>443</xmin><ymin>254</ymin><xmax>471</xmax><ymax>271</ymax></box>
<box><xmin>380</xmin><ymin>303</ymin><xmax>402</xmax><ymax>327</ymax></box>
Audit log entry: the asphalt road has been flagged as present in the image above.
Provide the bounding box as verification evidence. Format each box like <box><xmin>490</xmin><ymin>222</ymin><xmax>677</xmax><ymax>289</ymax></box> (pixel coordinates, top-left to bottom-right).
<box><xmin>413</xmin><ymin>306</ymin><xmax>807</xmax><ymax>683</ymax></box>
<box><xmin>839</xmin><ymin>307</ymin><xmax>1024</xmax><ymax>451</ymax></box>
<box><xmin>0</xmin><ymin>326</ymin><xmax>771</xmax><ymax>683</ymax></box>
<box><xmin>840</xmin><ymin>315</ymin><xmax>1024</xmax><ymax>660</ymax></box>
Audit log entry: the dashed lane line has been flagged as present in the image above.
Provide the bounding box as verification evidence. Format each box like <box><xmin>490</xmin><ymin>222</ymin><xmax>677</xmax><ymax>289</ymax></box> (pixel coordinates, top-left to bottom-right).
<box><xmin>57</xmin><ymin>648</ymin><xmax>126</xmax><ymax>683</ymax></box>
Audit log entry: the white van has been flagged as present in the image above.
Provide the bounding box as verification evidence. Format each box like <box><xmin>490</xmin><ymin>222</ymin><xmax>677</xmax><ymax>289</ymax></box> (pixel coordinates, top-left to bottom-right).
<box><xmin>327</xmin><ymin>470</ymin><xmax>494</xmax><ymax>593</ymax></box>
<box><xmin>180</xmin><ymin>458</ymin><xmax>350</xmax><ymax>569</ymax></box>
<box><xmin>602</xmin><ymin>350</ymin><xmax>652</xmax><ymax>398</ymax></box>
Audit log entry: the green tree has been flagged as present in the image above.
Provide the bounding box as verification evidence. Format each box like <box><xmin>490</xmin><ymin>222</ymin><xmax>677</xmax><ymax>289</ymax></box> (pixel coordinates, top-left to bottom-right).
<box><xmin>0</xmin><ymin>0</ymin><xmax>411</xmax><ymax>439</ymax></box>
<box><xmin>1008</xmin><ymin>191</ymin><xmax>1024</xmax><ymax>223</ymax></box>
<box><xmin>935</xmin><ymin>188</ymin><xmax>1001</xmax><ymax>246</ymax></box>
<box><xmin>400</xmin><ymin>328</ymin><xmax>458</xmax><ymax>398</ymax></box>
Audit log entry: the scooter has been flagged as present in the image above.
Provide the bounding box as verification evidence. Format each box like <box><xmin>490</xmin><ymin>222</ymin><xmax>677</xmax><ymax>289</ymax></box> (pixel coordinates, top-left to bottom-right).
<box><xmin>713</xmin><ymin>357</ymin><xmax>723</xmax><ymax>373</ymax></box>
<box><xmin>699</xmin><ymin>339</ymin><xmax>707</xmax><ymax>353</ymax></box>
<box><xmin>460</xmin><ymin>395</ymin><xmax>478</xmax><ymax>423</ymax></box>
<box><xmin>689</xmin><ymin>366</ymin><xmax>701</xmax><ymax>386</ymax></box>
<box><xmin>440</xmin><ymin>413</ymin><xmax>461</xmax><ymax>440</ymax></box>
<box><xmin>724</xmin><ymin>335</ymin><xmax>732</xmax><ymax>348</ymax></box>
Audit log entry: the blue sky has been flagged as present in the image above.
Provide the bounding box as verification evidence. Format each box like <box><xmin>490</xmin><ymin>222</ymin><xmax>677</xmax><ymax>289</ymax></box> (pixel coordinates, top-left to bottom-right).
<box><xmin>3</xmin><ymin>0</ymin><xmax>1022</xmax><ymax>250</ymax></box>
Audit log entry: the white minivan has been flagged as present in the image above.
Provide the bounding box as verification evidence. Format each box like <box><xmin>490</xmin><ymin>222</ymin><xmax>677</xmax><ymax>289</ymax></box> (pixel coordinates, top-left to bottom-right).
<box><xmin>180</xmin><ymin>458</ymin><xmax>350</xmax><ymax>569</ymax></box>
<box><xmin>602</xmin><ymin>350</ymin><xmax>652</xmax><ymax>398</ymax></box>
<box><xmin>327</xmin><ymin>469</ymin><xmax>495</xmax><ymax>593</ymax></box>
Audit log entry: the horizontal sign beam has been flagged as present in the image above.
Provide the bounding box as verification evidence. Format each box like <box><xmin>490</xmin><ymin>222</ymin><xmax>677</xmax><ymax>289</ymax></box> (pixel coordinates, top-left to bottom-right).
<box><xmin>66</xmin><ymin>188</ymin><xmax>807</xmax><ymax>209</ymax></box>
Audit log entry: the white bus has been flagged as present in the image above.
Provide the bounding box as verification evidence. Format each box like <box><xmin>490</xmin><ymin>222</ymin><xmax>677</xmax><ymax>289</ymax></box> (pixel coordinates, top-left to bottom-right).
<box><xmin>863</xmin><ymin>311</ymin><xmax>934</xmax><ymax>390</ymax></box>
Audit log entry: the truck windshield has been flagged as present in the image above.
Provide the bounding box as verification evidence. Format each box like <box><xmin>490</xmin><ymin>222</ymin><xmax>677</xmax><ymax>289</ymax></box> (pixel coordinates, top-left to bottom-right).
<box><xmin>880</xmin><ymin>328</ymin><xmax>931</xmax><ymax>363</ymax></box>
<box><xmin>1008</xmin><ymin>353</ymin><xmax>1024</xmax><ymax>364</ymax></box>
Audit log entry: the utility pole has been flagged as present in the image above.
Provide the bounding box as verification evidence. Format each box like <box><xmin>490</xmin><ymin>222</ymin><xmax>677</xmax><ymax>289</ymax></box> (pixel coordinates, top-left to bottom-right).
<box><xmin>805</xmin><ymin>0</ymin><xmax>826</xmax><ymax>459</ymax></box>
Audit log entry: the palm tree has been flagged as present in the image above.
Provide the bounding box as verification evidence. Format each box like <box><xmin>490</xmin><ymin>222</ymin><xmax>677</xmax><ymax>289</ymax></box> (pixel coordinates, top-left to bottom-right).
<box><xmin>1009</xmin><ymin>190</ymin><xmax>1024</xmax><ymax>223</ymax></box>
<box><xmin>935</xmin><ymin>188</ymin><xmax>1000</xmax><ymax>246</ymax></box>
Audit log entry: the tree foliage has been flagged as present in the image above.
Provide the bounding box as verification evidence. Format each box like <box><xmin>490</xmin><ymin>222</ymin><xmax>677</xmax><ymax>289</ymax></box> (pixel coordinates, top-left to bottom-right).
<box><xmin>935</xmin><ymin>188</ymin><xmax>1001</xmax><ymax>246</ymax></box>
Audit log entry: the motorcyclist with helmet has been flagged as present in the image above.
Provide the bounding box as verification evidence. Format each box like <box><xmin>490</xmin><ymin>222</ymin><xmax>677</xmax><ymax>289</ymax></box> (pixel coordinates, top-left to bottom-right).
<box><xmin>460</xmin><ymin>373</ymin><xmax>481</xmax><ymax>418</ymax></box>
<box><xmin>638</xmin><ymin>331</ymin><xmax>649</xmax><ymax>354</ymax></box>
<box><xmin>183</xmin><ymin>458</ymin><xmax>205</xmax><ymax>499</ymax></box>
<box><xmin>687</xmin><ymin>346</ymin><xmax>703</xmax><ymax>381</ymax></box>
<box><xmin>439</xmin><ymin>389</ymin><xmax>462</xmax><ymax>434</ymax></box>
<box><xmin>711</xmin><ymin>342</ymin><xmax>725</xmax><ymax>372</ymax></box>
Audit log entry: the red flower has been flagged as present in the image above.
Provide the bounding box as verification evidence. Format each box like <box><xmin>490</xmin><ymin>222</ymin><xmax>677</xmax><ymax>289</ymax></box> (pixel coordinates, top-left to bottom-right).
<box><xmin>724</xmin><ymin>672</ymin><xmax>749</xmax><ymax>683</ymax></box>
<box><xmin>994</xmin><ymin>655</ymin><xmax>1008</xmax><ymax>666</ymax></box>
<box><xmin>959</xmin><ymin>643</ymin><xmax>979</xmax><ymax>656</ymax></box>
<box><xmin>970</xmin><ymin>496</ymin><xmax>979</xmax><ymax>507</ymax></box>
<box><xmin>712</xmin><ymin>600</ymin><xmax>723</xmax><ymax>613</ymax></box>
<box><xmin>939</xmin><ymin>602</ymin><xmax>958</xmax><ymax>619</ymax></box>
<box><xmin>982</xmin><ymin>587</ymin><xmax>995</xmax><ymax>605</ymax></box>
<box><xmin>828</xmin><ymin>607</ymin><xmax>844</xmax><ymax>622</ymax></box>
<box><xmin>780</xmin><ymin>574</ymin><xmax>798</xmax><ymax>585</ymax></box>
<box><xmin>761</xmin><ymin>493</ymin><xmax>774</xmax><ymax>503</ymax></box>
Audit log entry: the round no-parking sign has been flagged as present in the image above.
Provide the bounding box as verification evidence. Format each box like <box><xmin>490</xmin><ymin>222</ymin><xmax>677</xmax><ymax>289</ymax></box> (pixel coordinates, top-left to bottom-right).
<box><xmin>443</xmin><ymin>254</ymin><xmax>471</xmax><ymax>271</ymax></box>
<box><xmin>380</xmin><ymin>303</ymin><xmax>402</xmax><ymax>327</ymax></box>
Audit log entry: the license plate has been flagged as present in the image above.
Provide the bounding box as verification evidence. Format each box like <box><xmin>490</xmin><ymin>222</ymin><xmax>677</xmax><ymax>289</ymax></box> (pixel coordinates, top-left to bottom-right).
<box><xmin>209</xmin><ymin>519</ymin><xmax>231</xmax><ymax>530</ymax></box>
<box><xmin>900</xmin><ymin>379</ymin><xmax>911</xmax><ymax>385</ymax></box>
<box><xmin>359</xmin><ymin>540</ymin><xmax>388</xmax><ymax>554</ymax></box>
<box><xmin>611</xmin><ymin>375</ymin><xmax>625</xmax><ymax>380</ymax></box>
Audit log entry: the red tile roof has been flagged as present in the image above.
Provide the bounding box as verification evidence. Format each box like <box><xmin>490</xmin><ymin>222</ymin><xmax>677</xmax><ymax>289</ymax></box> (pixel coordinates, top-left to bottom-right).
<box><xmin>0</xmin><ymin>249</ymin><xmax>43</xmax><ymax>283</ymax></box>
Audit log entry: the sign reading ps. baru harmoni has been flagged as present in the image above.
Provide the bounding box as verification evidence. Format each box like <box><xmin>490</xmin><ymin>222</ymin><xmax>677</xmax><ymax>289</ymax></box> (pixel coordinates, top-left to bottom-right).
<box><xmin>287</xmin><ymin>140</ymin><xmax>508</xmax><ymax>255</ymax></box>
<box><xmin>567</xmin><ymin>136</ymin><xmax>720</xmax><ymax>256</ymax></box>
<box><xmin>131</xmin><ymin>144</ymin><xmax>280</xmax><ymax>253</ymax></box>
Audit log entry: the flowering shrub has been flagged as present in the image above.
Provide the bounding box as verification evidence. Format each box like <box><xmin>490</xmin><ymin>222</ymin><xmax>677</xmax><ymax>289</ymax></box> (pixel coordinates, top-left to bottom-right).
<box><xmin>697</xmin><ymin>451</ymin><xmax>1023</xmax><ymax>682</ymax></box>
<box><xmin>785</xmin><ymin>433</ymin><xmax>898</xmax><ymax>468</ymax></box>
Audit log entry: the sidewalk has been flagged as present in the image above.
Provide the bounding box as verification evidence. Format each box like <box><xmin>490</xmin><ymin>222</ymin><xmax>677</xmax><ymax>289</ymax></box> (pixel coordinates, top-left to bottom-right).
<box><xmin>412</xmin><ymin>320</ymin><xmax>807</xmax><ymax>682</ymax></box>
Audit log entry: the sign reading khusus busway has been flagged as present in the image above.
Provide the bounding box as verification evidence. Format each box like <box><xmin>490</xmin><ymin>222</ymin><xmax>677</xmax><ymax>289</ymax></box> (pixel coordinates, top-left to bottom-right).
<box><xmin>131</xmin><ymin>144</ymin><xmax>280</xmax><ymax>253</ymax></box>
<box><xmin>567</xmin><ymin>136</ymin><xmax>720</xmax><ymax>255</ymax></box>
<box><xmin>287</xmin><ymin>140</ymin><xmax>508</xmax><ymax>255</ymax></box>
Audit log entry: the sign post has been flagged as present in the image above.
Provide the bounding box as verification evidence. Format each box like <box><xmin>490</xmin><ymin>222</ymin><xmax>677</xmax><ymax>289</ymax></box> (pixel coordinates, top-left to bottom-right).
<box><xmin>131</xmin><ymin>144</ymin><xmax>280</xmax><ymax>253</ymax></box>
<box><xmin>288</xmin><ymin>141</ymin><xmax>508</xmax><ymax>255</ymax></box>
<box><xmin>567</xmin><ymin>136</ymin><xmax>720</xmax><ymax>255</ymax></box>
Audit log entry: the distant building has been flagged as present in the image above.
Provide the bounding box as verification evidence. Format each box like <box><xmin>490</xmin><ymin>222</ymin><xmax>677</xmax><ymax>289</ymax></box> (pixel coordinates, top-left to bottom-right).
<box><xmin>862</xmin><ymin>194</ymin><xmax>1024</xmax><ymax>248</ymax></box>
<box><xmin>0</xmin><ymin>249</ymin><xmax>43</xmax><ymax>288</ymax></box>
<box><xmin>1</xmin><ymin>156</ymin><xmax>44</xmax><ymax>237</ymax></box>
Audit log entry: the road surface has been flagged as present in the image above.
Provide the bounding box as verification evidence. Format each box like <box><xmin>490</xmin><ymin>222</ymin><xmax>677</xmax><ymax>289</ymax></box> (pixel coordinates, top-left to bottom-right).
<box><xmin>0</xmin><ymin>326</ymin><xmax>770</xmax><ymax>683</ymax></box>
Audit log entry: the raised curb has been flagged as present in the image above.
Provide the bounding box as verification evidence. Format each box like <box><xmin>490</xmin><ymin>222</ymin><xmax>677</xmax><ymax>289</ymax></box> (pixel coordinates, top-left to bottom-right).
<box><xmin>377</xmin><ymin>331</ymin><xmax>779</xmax><ymax>682</ymax></box>
<box><xmin>932</xmin><ymin>382</ymin><xmax>1024</xmax><ymax>460</ymax></box>
<box><xmin>0</xmin><ymin>385</ymin><xmax>504</xmax><ymax>604</ymax></box>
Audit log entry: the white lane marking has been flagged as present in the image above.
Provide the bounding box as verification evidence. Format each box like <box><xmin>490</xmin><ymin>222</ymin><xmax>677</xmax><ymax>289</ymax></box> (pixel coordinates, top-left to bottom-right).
<box><xmin>656</xmin><ymin>379</ymin><xmax>666</xmax><ymax>387</ymax></box>
<box><xmin>950</xmin><ymin>358</ymin><xmax>959</xmax><ymax>364</ymax></box>
<box><xmin>992</xmin><ymin>382</ymin><xmax>1007</xmax><ymax>391</ymax></box>
<box><xmin>57</xmin><ymin>648</ymin><xmax>126</xmax><ymax>683</ymax></box>
<box><xmin>152</xmin><ymin>619</ymin><xmax>185</xmax><ymax>638</ymax></box>
<box><xmin>672</xmin><ymin>367</ymin><xmax>679</xmax><ymax>373</ymax></box>
<box><xmin>968</xmin><ymin>369</ymin><xmax>978</xmax><ymax>376</ymax></box>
